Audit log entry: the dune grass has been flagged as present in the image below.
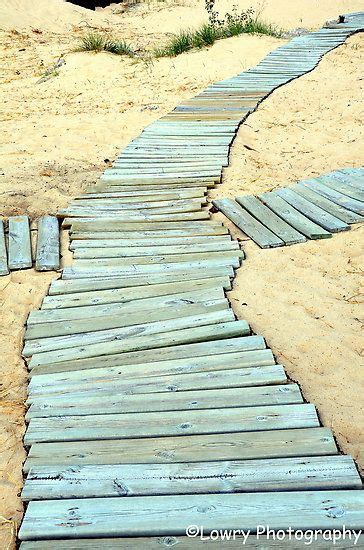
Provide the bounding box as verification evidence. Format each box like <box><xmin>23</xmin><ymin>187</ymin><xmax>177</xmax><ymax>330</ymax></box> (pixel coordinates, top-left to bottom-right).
<box><xmin>79</xmin><ymin>33</ymin><xmax>135</xmax><ymax>57</ymax></box>
<box><xmin>154</xmin><ymin>18</ymin><xmax>282</xmax><ymax>58</ymax></box>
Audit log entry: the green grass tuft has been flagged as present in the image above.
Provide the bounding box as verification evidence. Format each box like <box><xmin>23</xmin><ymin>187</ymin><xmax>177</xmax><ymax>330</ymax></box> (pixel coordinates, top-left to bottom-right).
<box><xmin>79</xmin><ymin>33</ymin><xmax>135</xmax><ymax>57</ymax></box>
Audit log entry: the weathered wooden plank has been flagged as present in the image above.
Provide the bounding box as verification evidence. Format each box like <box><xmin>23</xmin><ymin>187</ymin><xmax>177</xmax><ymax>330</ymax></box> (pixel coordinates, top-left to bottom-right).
<box><xmin>24</xmin><ymin>404</ymin><xmax>319</xmax><ymax>444</ymax></box>
<box><xmin>27</xmin><ymin>381</ymin><xmax>298</xmax><ymax>417</ymax></box>
<box><xmin>22</xmin><ymin>455</ymin><xmax>360</xmax><ymax>501</ymax></box>
<box><xmin>24</xmin><ymin>426</ymin><xmax>338</xmax><ymax>472</ymax></box>
<box><xmin>24</xmin><ymin>307</ymin><xmax>235</xmax><ymax>355</ymax></box>
<box><xmin>27</xmin><ymin>364</ymin><xmax>287</xmax><ymax>408</ymax></box>
<box><xmin>275</xmin><ymin>188</ymin><xmax>349</xmax><ymax>232</ymax></box>
<box><xmin>70</xmin><ymin>235</ymin><xmax>233</xmax><ymax>247</ymax></box>
<box><xmin>18</xmin><ymin>533</ymin><xmax>364</xmax><ymax>549</ymax></box>
<box><xmin>258</xmin><ymin>193</ymin><xmax>332</xmax><ymax>239</ymax></box>
<box><xmin>62</xmin><ymin>211</ymin><xmax>210</xmax><ymax>227</ymax></box>
<box><xmin>292</xmin><ymin>183</ymin><xmax>364</xmax><ymax>223</ymax></box>
<box><xmin>68</xmin><ymin>220</ymin><xmax>226</xmax><ymax>233</ymax></box>
<box><xmin>20</xmin><ymin>489</ymin><xmax>364</xmax><ymax>540</ymax></box>
<box><xmin>71</xmin><ymin>250</ymin><xmax>243</xmax><ymax>268</ymax></box>
<box><xmin>0</xmin><ymin>219</ymin><xmax>9</xmax><ymax>276</ymax></box>
<box><xmin>321</xmin><ymin>174</ymin><xmax>364</xmax><ymax>202</ymax></box>
<box><xmin>28</xmin><ymin>348</ymin><xmax>274</xmax><ymax>398</ymax></box>
<box><xmin>43</xmin><ymin>277</ymin><xmax>231</xmax><ymax>309</ymax></box>
<box><xmin>236</xmin><ymin>195</ymin><xmax>306</xmax><ymax>245</ymax></box>
<box><xmin>68</xmin><ymin>198</ymin><xmax>205</xmax><ymax>211</ymax></box>
<box><xmin>35</xmin><ymin>216</ymin><xmax>60</xmax><ymax>271</ymax></box>
<box><xmin>28</xmin><ymin>287</ymin><xmax>226</xmax><ymax>324</ymax></box>
<box><xmin>72</xmin><ymin>242</ymin><xmax>240</xmax><ymax>259</ymax></box>
<box><xmin>77</xmin><ymin>189</ymin><xmax>206</xmax><ymax>201</ymax></box>
<box><xmin>48</xmin><ymin>266</ymin><xmax>234</xmax><ymax>294</ymax></box>
<box><xmin>302</xmin><ymin>181</ymin><xmax>364</xmax><ymax>215</ymax></box>
<box><xmin>29</xmin><ymin>335</ymin><xmax>267</xmax><ymax>376</ymax></box>
<box><xmin>213</xmin><ymin>198</ymin><xmax>284</xmax><ymax>248</ymax></box>
<box><xmin>28</xmin><ymin>320</ymin><xmax>253</xmax><ymax>368</ymax></box>
<box><xmin>62</xmin><ymin>260</ymin><xmax>239</xmax><ymax>279</ymax></box>
<box><xmin>8</xmin><ymin>216</ymin><xmax>32</xmax><ymax>270</ymax></box>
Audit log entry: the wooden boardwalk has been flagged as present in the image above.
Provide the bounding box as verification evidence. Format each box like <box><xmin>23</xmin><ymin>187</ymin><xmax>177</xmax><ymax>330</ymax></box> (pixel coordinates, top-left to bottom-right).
<box><xmin>19</xmin><ymin>13</ymin><xmax>364</xmax><ymax>546</ymax></box>
<box><xmin>213</xmin><ymin>167</ymin><xmax>364</xmax><ymax>248</ymax></box>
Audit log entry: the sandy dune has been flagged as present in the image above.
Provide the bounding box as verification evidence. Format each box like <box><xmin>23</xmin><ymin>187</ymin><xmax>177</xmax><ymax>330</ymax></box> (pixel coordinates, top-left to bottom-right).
<box><xmin>0</xmin><ymin>1</ymin><xmax>363</xmax><ymax>547</ymax></box>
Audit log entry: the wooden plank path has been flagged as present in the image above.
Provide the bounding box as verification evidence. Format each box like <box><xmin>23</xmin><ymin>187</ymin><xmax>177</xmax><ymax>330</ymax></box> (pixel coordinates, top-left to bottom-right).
<box><xmin>214</xmin><ymin>167</ymin><xmax>363</xmax><ymax>248</ymax></box>
<box><xmin>19</xmin><ymin>13</ymin><xmax>364</xmax><ymax>545</ymax></box>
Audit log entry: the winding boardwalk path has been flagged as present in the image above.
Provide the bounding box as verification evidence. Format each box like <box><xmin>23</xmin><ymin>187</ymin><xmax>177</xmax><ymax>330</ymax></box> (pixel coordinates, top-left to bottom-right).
<box><xmin>19</xmin><ymin>12</ymin><xmax>364</xmax><ymax>547</ymax></box>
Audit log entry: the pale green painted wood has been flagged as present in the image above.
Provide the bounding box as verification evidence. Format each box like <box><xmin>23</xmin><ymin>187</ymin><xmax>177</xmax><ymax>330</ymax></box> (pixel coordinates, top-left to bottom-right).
<box><xmin>275</xmin><ymin>188</ymin><xmax>349</xmax><ymax>232</ymax></box>
<box><xmin>28</xmin><ymin>287</ymin><xmax>226</xmax><ymax>324</ymax></box>
<box><xmin>213</xmin><ymin>198</ymin><xmax>284</xmax><ymax>248</ymax></box>
<box><xmin>22</xmin><ymin>455</ymin><xmax>360</xmax><ymax>501</ymax></box>
<box><xmin>78</xmin><ymin>189</ymin><xmax>205</xmax><ymax>201</ymax></box>
<box><xmin>69</xmin><ymin>220</ymin><xmax>226</xmax><ymax>233</ymax></box>
<box><xmin>42</xmin><ymin>277</ymin><xmax>231</xmax><ymax>308</ymax></box>
<box><xmin>236</xmin><ymin>195</ymin><xmax>306</xmax><ymax>245</ymax></box>
<box><xmin>0</xmin><ymin>220</ymin><xmax>9</xmax><ymax>276</ymax></box>
<box><xmin>319</xmin><ymin>175</ymin><xmax>364</xmax><ymax>202</ymax></box>
<box><xmin>69</xmin><ymin>198</ymin><xmax>204</xmax><ymax>211</ymax></box>
<box><xmin>258</xmin><ymin>193</ymin><xmax>332</xmax><ymax>239</ymax></box>
<box><xmin>73</xmin><ymin>241</ymin><xmax>239</xmax><ymax>259</ymax></box>
<box><xmin>62</xmin><ymin>211</ymin><xmax>210</xmax><ymax>227</ymax></box>
<box><xmin>24</xmin><ymin>427</ymin><xmax>338</xmax><ymax>472</ymax></box>
<box><xmin>28</xmin><ymin>320</ymin><xmax>253</xmax><ymax>368</ymax></box>
<box><xmin>23</xmin><ymin>307</ymin><xmax>235</xmax><ymax>355</ymax></box>
<box><xmin>292</xmin><ymin>183</ymin><xmax>364</xmax><ymax>223</ymax></box>
<box><xmin>48</xmin><ymin>266</ymin><xmax>234</xmax><ymax>293</ymax></box>
<box><xmin>28</xmin><ymin>347</ymin><xmax>273</xmax><ymax>396</ymax></box>
<box><xmin>27</xmin><ymin>373</ymin><xmax>290</xmax><ymax>417</ymax></box>
<box><xmin>29</xmin><ymin>335</ymin><xmax>267</xmax><ymax>376</ymax></box>
<box><xmin>24</xmin><ymin>404</ymin><xmax>319</xmax><ymax>444</ymax></box>
<box><xmin>19</xmin><ymin>489</ymin><xmax>364</xmax><ymax>540</ymax></box>
<box><xmin>70</xmin><ymin>235</ymin><xmax>233</xmax><ymax>248</ymax></box>
<box><xmin>18</xmin><ymin>533</ymin><xmax>364</xmax><ymax>549</ymax></box>
<box><xmin>71</xmin><ymin>250</ymin><xmax>243</xmax><ymax>269</ymax></box>
<box><xmin>35</xmin><ymin>216</ymin><xmax>60</xmax><ymax>271</ymax></box>
<box><xmin>8</xmin><ymin>216</ymin><xmax>32</xmax><ymax>270</ymax></box>
<box><xmin>302</xmin><ymin>181</ymin><xmax>364</xmax><ymax>215</ymax></box>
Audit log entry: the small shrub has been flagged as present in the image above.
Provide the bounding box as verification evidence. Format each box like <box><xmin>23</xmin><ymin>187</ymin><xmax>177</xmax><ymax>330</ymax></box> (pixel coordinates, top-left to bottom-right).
<box><xmin>192</xmin><ymin>23</ymin><xmax>221</xmax><ymax>48</ymax></box>
<box><xmin>155</xmin><ymin>30</ymin><xmax>193</xmax><ymax>57</ymax></box>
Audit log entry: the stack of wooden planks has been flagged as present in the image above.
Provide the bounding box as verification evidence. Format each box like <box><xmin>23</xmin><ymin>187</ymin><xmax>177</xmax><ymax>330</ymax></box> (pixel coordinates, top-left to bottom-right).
<box><xmin>213</xmin><ymin>167</ymin><xmax>364</xmax><ymax>248</ymax></box>
<box><xmin>0</xmin><ymin>215</ymin><xmax>60</xmax><ymax>275</ymax></box>
<box><xmin>19</xmin><ymin>13</ymin><xmax>364</xmax><ymax>547</ymax></box>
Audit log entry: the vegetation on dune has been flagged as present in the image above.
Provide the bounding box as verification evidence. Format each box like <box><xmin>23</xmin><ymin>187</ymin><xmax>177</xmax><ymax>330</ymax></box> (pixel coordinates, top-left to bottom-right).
<box><xmin>78</xmin><ymin>2</ymin><xmax>282</xmax><ymax>59</ymax></box>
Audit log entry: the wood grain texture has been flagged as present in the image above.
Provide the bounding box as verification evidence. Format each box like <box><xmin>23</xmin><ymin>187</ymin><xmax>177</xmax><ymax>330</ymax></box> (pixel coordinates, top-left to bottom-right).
<box><xmin>0</xmin><ymin>219</ymin><xmax>9</xmax><ymax>276</ymax></box>
<box><xmin>35</xmin><ymin>216</ymin><xmax>60</xmax><ymax>271</ymax></box>
<box><xmin>8</xmin><ymin>215</ymin><xmax>32</xmax><ymax>270</ymax></box>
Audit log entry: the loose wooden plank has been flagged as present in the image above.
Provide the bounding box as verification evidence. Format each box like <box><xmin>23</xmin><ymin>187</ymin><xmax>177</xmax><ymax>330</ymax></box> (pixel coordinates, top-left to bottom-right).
<box><xmin>275</xmin><ymin>188</ymin><xmax>349</xmax><ymax>232</ymax></box>
<box><xmin>28</xmin><ymin>320</ymin><xmax>253</xmax><ymax>368</ymax></box>
<box><xmin>28</xmin><ymin>348</ymin><xmax>274</xmax><ymax>396</ymax></box>
<box><xmin>35</xmin><ymin>216</ymin><xmax>60</xmax><ymax>271</ymax></box>
<box><xmin>24</xmin><ymin>404</ymin><xmax>319</xmax><ymax>444</ymax></box>
<box><xmin>292</xmin><ymin>183</ymin><xmax>364</xmax><ymax>223</ymax></box>
<box><xmin>47</xmin><ymin>266</ymin><xmax>234</xmax><ymax>294</ymax></box>
<box><xmin>72</xmin><ymin>242</ymin><xmax>240</xmax><ymax>259</ymax></box>
<box><xmin>70</xmin><ymin>235</ymin><xmax>233</xmax><ymax>247</ymax></box>
<box><xmin>26</xmin><ymin>373</ymin><xmax>291</xmax><ymax>417</ymax></box>
<box><xmin>8</xmin><ymin>216</ymin><xmax>32</xmax><ymax>270</ymax></box>
<box><xmin>302</xmin><ymin>181</ymin><xmax>364</xmax><ymax>215</ymax></box>
<box><xmin>23</xmin><ymin>308</ymin><xmax>235</xmax><ymax>355</ymax></box>
<box><xmin>68</xmin><ymin>220</ymin><xmax>225</xmax><ymax>234</ymax></box>
<box><xmin>71</xmin><ymin>250</ymin><xmax>243</xmax><ymax>268</ymax></box>
<box><xmin>28</xmin><ymin>287</ymin><xmax>227</xmax><ymax>324</ymax></box>
<box><xmin>258</xmin><ymin>193</ymin><xmax>332</xmax><ymax>239</ymax></box>
<box><xmin>62</xmin><ymin>262</ymin><xmax>240</xmax><ymax>285</ymax></box>
<box><xmin>22</xmin><ymin>455</ymin><xmax>360</xmax><ymax>501</ymax></box>
<box><xmin>319</xmin><ymin>174</ymin><xmax>364</xmax><ymax>202</ymax></box>
<box><xmin>29</xmin><ymin>335</ymin><xmax>267</xmax><ymax>376</ymax></box>
<box><xmin>19</xmin><ymin>489</ymin><xmax>364</xmax><ymax>540</ymax></box>
<box><xmin>213</xmin><ymin>198</ymin><xmax>284</xmax><ymax>248</ymax></box>
<box><xmin>62</xmin><ymin>212</ymin><xmax>210</xmax><ymax>227</ymax></box>
<box><xmin>43</xmin><ymin>277</ymin><xmax>231</xmax><ymax>309</ymax></box>
<box><xmin>68</xmin><ymin>198</ymin><xmax>205</xmax><ymax>211</ymax></box>
<box><xmin>0</xmin><ymin>219</ymin><xmax>9</xmax><ymax>276</ymax></box>
<box><xmin>18</xmin><ymin>533</ymin><xmax>364</xmax><ymax>549</ymax></box>
<box><xmin>235</xmin><ymin>195</ymin><xmax>306</xmax><ymax>245</ymax></box>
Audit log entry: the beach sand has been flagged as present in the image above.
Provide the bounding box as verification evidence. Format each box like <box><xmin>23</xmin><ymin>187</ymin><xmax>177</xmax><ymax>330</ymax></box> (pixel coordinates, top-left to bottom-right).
<box><xmin>0</xmin><ymin>1</ymin><xmax>362</xmax><ymax>546</ymax></box>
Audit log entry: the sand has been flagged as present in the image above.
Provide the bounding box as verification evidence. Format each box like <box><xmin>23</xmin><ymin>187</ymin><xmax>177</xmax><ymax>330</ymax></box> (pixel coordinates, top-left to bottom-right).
<box><xmin>0</xmin><ymin>0</ymin><xmax>363</xmax><ymax>546</ymax></box>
